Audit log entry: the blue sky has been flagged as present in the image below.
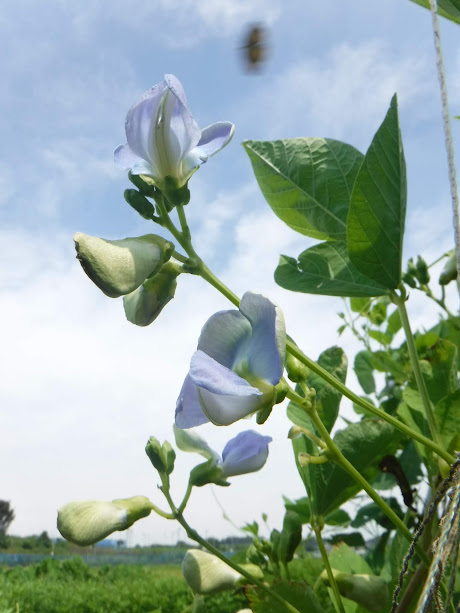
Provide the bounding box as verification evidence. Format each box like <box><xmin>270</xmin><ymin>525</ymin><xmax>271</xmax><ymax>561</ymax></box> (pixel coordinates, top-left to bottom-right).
<box><xmin>1</xmin><ymin>0</ymin><xmax>459</xmax><ymax>545</ymax></box>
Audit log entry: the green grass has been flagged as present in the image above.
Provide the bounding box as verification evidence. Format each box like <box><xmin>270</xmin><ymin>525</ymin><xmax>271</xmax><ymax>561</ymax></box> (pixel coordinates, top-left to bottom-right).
<box><xmin>0</xmin><ymin>557</ymin><xmax>247</xmax><ymax>613</ymax></box>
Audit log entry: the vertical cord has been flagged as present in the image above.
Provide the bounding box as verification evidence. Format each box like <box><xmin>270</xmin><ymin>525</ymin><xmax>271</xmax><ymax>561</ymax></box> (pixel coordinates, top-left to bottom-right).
<box><xmin>428</xmin><ymin>0</ymin><xmax>460</xmax><ymax>298</ymax></box>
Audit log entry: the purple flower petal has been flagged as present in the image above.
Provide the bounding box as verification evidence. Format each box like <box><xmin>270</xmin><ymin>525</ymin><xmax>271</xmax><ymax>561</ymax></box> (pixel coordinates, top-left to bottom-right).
<box><xmin>113</xmin><ymin>144</ymin><xmax>154</xmax><ymax>175</ymax></box>
<box><xmin>164</xmin><ymin>75</ymin><xmax>201</xmax><ymax>162</ymax></box>
<box><xmin>175</xmin><ymin>375</ymin><xmax>209</xmax><ymax>429</ymax></box>
<box><xmin>125</xmin><ymin>82</ymin><xmax>166</xmax><ymax>164</ymax></box>
<box><xmin>197</xmin><ymin>387</ymin><xmax>264</xmax><ymax>426</ymax></box>
<box><xmin>190</xmin><ymin>350</ymin><xmax>260</xmax><ymax>397</ymax></box>
<box><xmin>239</xmin><ymin>292</ymin><xmax>286</xmax><ymax>385</ymax></box>
<box><xmin>220</xmin><ymin>430</ymin><xmax>272</xmax><ymax>477</ymax></box>
<box><xmin>194</xmin><ymin>122</ymin><xmax>235</xmax><ymax>161</ymax></box>
<box><xmin>197</xmin><ymin>310</ymin><xmax>251</xmax><ymax>369</ymax></box>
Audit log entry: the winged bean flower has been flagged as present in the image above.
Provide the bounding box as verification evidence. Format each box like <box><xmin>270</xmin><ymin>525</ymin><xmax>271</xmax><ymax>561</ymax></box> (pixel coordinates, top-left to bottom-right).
<box><xmin>175</xmin><ymin>292</ymin><xmax>286</xmax><ymax>428</ymax></box>
<box><xmin>173</xmin><ymin>425</ymin><xmax>272</xmax><ymax>478</ymax></box>
<box><xmin>114</xmin><ymin>74</ymin><xmax>234</xmax><ymax>190</ymax></box>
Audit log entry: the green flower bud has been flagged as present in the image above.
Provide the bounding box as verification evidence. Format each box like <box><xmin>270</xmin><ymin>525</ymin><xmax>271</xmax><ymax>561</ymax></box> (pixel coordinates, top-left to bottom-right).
<box><xmin>123</xmin><ymin>261</ymin><xmax>182</xmax><ymax>327</ymax></box>
<box><xmin>320</xmin><ymin>569</ymin><xmax>388</xmax><ymax>613</ymax></box>
<box><xmin>145</xmin><ymin>437</ymin><xmax>176</xmax><ymax>476</ymax></box>
<box><xmin>124</xmin><ymin>189</ymin><xmax>156</xmax><ymax>220</ymax></box>
<box><xmin>246</xmin><ymin>544</ymin><xmax>267</xmax><ymax>568</ymax></box>
<box><xmin>278</xmin><ymin>511</ymin><xmax>302</xmax><ymax>564</ymax></box>
<box><xmin>270</xmin><ymin>529</ymin><xmax>281</xmax><ymax>565</ymax></box>
<box><xmin>415</xmin><ymin>256</ymin><xmax>430</xmax><ymax>285</ymax></box>
<box><xmin>285</xmin><ymin>349</ymin><xmax>309</xmax><ymax>383</ymax></box>
<box><xmin>189</xmin><ymin>459</ymin><xmax>229</xmax><ymax>488</ymax></box>
<box><xmin>128</xmin><ymin>171</ymin><xmax>157</xmax><ymax>197</ymax></box>
<box><xmin>439</xmin><ymin>252</ymin><xmax>457</xmax><ymax>286</ymax></box>
<box><xmin>57</xmin><ymin>496</ymin><xmax>152</xmax><ymax>547</ymax></box>
<box><xmin>74</xmin><ymin>233</ymin><xmax>174</xmax><ymax>298</ymax></box>
<box><xmin>402</xmin><ymin>272</ymin><xmax>417</xmax><ymax>288</ymax></box>
<box><xmin>182</xmin><ymin>549</ymin><xmax>241</xmax><ymax>594</ymax></box>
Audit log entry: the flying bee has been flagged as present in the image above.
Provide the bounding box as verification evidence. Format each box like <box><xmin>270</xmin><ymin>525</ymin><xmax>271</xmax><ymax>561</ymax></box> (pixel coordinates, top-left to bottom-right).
<box><xmin>240</xmin><ymin>23</ymin><xmax>268</xmax><ymax>72</ymax></box>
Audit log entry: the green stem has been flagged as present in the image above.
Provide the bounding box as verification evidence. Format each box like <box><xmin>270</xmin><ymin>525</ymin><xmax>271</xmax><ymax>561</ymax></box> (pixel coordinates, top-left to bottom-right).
<box><xmin>161</xmin><ymin>489</ymin><xmax>303</xmax><ymax>613</ymax></box>
<box><xmin>391</xmin><ymin>288</ymin><xmax>443</xmax><ymax>450</ymax></box>
<box><xmin>287</xmin><ymin>388</ymin><xmax>430</xmax><ymax>564</ymax></box>
<box><xmin>149</xmin><ymin>501</ymin><xmax>175</xmax><ymax>520</ymax></box>
<box><xmin>178</xmin><ymin>483</ymin><xmax>193</xmax><ymax>514</ymax></box>
<box><xmin>172</xmin><ymin>250</ymin><xmax>189</xmax><ymax>264</ymax></box>
<box><xmin>285</xmin><ymin>338</ymin><xmax>454</xmax><ymax>465</ymax></box>
<box><xmin>312</xmin><ymin>524</ymin><xmax>346</xmax><ymax>613</ymax></box>
<box><xmin>158</xmin><ymin>202</ymin><xmax>454</xmax><ymax>466</ymax></box>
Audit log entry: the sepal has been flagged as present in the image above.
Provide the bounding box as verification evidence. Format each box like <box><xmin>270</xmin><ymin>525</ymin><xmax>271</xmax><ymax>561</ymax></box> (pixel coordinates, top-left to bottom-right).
<box><xmin>145</xmin><ymin>437</ymin><xmax>176</xmax><ymax>475</ymax></box>
<box><xmin>189</xmin><ymin>459</ymin><xmax>229</xmax><ymax>487</ymax></box>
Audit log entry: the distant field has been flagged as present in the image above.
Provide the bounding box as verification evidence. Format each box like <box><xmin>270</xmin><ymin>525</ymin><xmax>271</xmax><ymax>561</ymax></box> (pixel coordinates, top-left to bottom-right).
<box><xmin>0</xmin><ymin>557</ymin><xmax>248</xmax><ymax>613</ymax></box>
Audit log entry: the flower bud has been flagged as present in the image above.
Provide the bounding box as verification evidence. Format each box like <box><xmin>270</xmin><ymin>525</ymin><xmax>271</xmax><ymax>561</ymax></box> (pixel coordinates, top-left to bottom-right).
<box><xmin>123</xmin><ymin>262</ymin><xmax>182</xmax><ymax>327</ymax></box>
<box><xmin>145</xmin><ymin>437</ymin><xmax>176</xmax><ymax>476</ymax></box>
<box><xmin>415</xmin><ymin>256</ymin><xmax>430</xmax><ymax>285</ymax></box>
<box><xmin>278</xmin><ymin>511</ymin><xmax>302</xmax><ymax>564</ymax></box>
<box><xmin>74</xmin><ymin>233</ymin><xmax>174</xmax><ymax>298</ymax></box>
<box><xmin>439</xmin><ymin>252</ymin><xmax>457</xmax><ymax>286</ymax></box>
<box><xmin>285</xmin><ymin>339</ymin><xmax>309</xmax><ymax>383</ymax></box>
<box><xmin>124</xmin><ymin>189</ymin><xmax>156</xmax><ymax>221</ymax></box>
<box><xmin>57</xmin><ymin>496</ymin><xmax>152</xmax><ymax>547</ymax></box>
<box><xmin>182</xmin><ymin>549</ymin><xmax>241</xmax><ymax>594</ymax></box>
<box><xmin>189</xmin><ymin>459</ymin><xmax>229</xmax><ymax>487</ymax></box>
<box><xmin>320</xmin><ymin>569</ymin><xmax>389</xmax><ymax>613</ymax></box>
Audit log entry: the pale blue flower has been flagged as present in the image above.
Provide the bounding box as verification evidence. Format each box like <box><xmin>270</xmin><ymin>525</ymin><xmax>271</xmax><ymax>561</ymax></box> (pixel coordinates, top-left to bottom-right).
<box><xmin>175</xmin><ymin>292</ymin><xmax>286</xmax><ymax>428</ymax></box>
<box><xmin>173</xmin><ymin>425</ymin><xmax>272</xmax><ymax>478</ymax></box>
<box><xmin>114</xmin><ymin>75</ymin><xmax>234</xmax><ymax>189</ymax></box>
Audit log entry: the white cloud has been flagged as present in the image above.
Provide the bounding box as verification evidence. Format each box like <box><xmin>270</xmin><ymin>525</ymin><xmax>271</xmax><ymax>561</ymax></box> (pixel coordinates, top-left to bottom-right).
<box><xmin>236</xmin><ymin>39</ymin><xmax>435</xmax><ymax>146</ymax></box>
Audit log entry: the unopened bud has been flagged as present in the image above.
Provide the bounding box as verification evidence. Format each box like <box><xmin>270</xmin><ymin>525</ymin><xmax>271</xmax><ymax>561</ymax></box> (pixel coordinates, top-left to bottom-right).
<box><xmin>182</xmin><ymin>549</ymin><xmax>241</xmax><ymax>594</ymax></box>
<box><xmin>57</xmin><ymin>496</ymin><xmax>152</xmax><ymax>547</ymax></box>
<box><xmin>439</xmin><ymin>252</ymin><xmax>457</xmax><ymax>286</ymax></box>
<box><xmin>74</xmin><ymin>233</ymin><xmax>174</xmax><ymax>298</ymax></box>
<box><xmin>123</xmin><ymin>261</ymin><xmax>182</xmax><ymax>327</ymax></box>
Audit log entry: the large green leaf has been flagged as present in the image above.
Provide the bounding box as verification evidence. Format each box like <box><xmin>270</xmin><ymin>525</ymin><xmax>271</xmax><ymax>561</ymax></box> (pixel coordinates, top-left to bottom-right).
<box><xmin>407</xmin><ymin>0</ymin><xmax>460</xmax><ymax>25</ymax></box>
<box><xmin>243</xmin><ymin>138</ymin><xmax>364</xmax><ymax>240</ymax></box>
<box><xmin>431</xmin><ymin>316</ymin><xmax>460</xmax><ymax>367</ymax></box>
<box><xmin>347</xmin><ymin>95</ymin><xmax>407</xmax><ymax>289</ymax></box>
<box><xmin>292</xmin><ymin>420</ymin><xmax>399</xmax><ymax>519</ymax></box>
<box><xmin>275</xmin><ymin>242</ymin><xmax>387</xmax><ymax>298</ymax></box>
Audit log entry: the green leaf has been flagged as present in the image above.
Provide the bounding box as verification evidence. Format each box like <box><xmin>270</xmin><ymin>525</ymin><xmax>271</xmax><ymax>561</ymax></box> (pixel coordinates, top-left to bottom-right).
<box><xmin>327</xmin><ymin>543</ymin><xmax>376</xmax><ymax>613</ymax></box>
<box><xmin>397</xmin><ymin>398</ymin><xmax>432</xmax><ymax>466</ymax></box>
<box><xmin>351</xmin><ymin>498</ymin><xmax>403</xmax><ymax>529</ymax></box>
<box><xmin>275</xmin><ymin>242</ymin><xmax>387</xmax><ymax>298</ymax></box>
<box><xmin>283</xmin><ymin>496</ymin><xmax>311</xmax><ymax>524</ymax></box>
<box><xmin>245</xmin><ymin>580</ymin><xmax>323</xmax><ymax>613</ymax></box>
<box><xmin>370</xmin><ymin>351</ymin><xmax>407</xmax><ymax>383</ymax></box>
<box><xmin>329</xmin><ymin>533</ymin><xmax>366</xmax><ymax>548</ymax></box>
<box><xmin>386</xmin><ymin>309</ymin><xmax>402</xmax><ymax>336</ymax></box>
<box><xmin>407</xmin><ymin>0</ymin><xmax>460</xmax><ymax>26</ymax></box>
<box><xmin>307</xmin><ymin>346</ymin><xmax>348</xmax><ymax>432</ymax></box>
<box><xmin>435</xmin><ymin>388</ymin><xmax>460</xmax><ymax>452</ymax></box>
<box><xmin>431</xmin><ymin>316</ymin><xmax>460</xmax><ymax>368</ymax></box>
<box><xmin>347</xmin><ymin>94</ymin><xmax>407</xmax><ymax>289</ymax></box>
<box><xmin>325</xmin><ymin>509</ymin><xmax>351</xmax><ymax>526</ymax></box>
<box><xmin>423</xmin><ymin>338</ymin><xmax>458</xmax><ymax>405</ymax></box>
<box><xmin>354</xmin><ymin>351</ymin><xmax>376</xmax><ymax>394</ymax></box>
<box><xmin>350</xmin><ymin>297</ymin><xmax>371</xmax><ymax>313</ymax></box>
<box><xmin>243</xmin><ymin>138</ymin><xmax>364</xmax><ymax>240</ymax></box>
<box><xmin>368</xmin><ymin>329</ymin><xmax>392</xmax><ymax>346</ymax></box>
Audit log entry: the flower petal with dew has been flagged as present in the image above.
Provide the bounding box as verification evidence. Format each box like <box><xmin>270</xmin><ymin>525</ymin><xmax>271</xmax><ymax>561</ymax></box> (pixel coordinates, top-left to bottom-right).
<box><xmin>114</xmin><ymin>75</ymin><xmax>234</xmax><ymax>190</ymax></box>
<box><xmin>175</xmin><ymin>292</ymin><xmax>285</xmax><ymax>428</ymax></box>
<box><xmin>173</xmin><ymin>426</ymin><xmax>272</xmax><ymax>479</ymax></box>
<box><xmin>57</xmin><ymin>496</ymin><xmax>153</xmax><ymax>547</ymax></box>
